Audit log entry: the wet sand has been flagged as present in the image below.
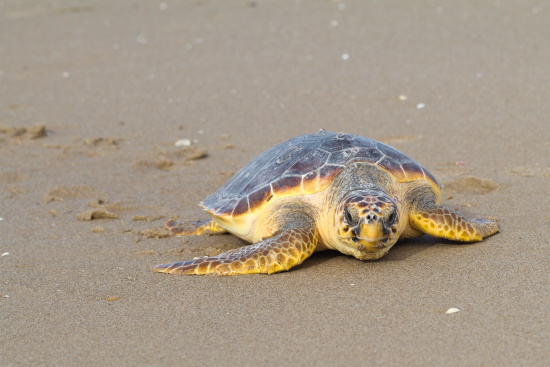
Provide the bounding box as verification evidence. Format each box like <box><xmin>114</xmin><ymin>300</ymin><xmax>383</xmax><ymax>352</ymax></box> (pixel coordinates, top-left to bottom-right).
<box><xmin>1</xmin><ymin>1</ymin><xmax>548</xmax><ymax>365</ymax></box>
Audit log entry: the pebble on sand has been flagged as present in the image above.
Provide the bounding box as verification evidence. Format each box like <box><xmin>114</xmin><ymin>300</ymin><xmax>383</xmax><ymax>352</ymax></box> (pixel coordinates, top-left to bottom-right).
<box><xmin>175</xmin><ymin>138</ymin><xmax>192</xmax><ymax>147</ymax></box>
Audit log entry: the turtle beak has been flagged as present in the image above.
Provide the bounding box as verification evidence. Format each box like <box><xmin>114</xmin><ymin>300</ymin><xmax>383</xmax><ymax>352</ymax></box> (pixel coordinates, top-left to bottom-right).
<box><xmin>358</xmin><ymin>220</ymin><xmax>385</xmax><ymax>240</ymax></box>
<box><xmin>353</xmin><ymin>219</ymin><xmax>388</xmax><ymax>249</ymax></box>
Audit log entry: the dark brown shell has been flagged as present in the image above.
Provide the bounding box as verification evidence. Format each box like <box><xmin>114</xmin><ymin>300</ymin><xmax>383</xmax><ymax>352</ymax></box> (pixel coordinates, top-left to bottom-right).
<box><xmin>202</xmin><ymin>130</ymin><xmax>440</xmax><ymax>217</ymax></box>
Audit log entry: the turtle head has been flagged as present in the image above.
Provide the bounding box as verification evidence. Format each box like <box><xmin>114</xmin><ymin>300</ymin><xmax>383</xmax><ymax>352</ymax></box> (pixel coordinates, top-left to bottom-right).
<box><xmin>335</xmin><ymin>190</ymin><xmax>400</xmax><ymax>260</ymax></box>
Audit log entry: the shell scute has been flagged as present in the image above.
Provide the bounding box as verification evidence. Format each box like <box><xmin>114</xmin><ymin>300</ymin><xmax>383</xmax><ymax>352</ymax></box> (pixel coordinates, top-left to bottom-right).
<box><xmin>327</xmin><ymin>146</ymin><xmax>383</xmax><ymax>165</ymax></box>
<box><xmin>208</xmin><ymin>198</ymin><xmax>239</xmax><ymax>215</ymax></box>
<box><xmin>303</xmin><ymin>169</ymin><xmax>321</xmax><ymax>190</ymax></box>
<box><xmin>319</xmin><ymin>133</ymin><xmax>357</xmax><ymax>152</ymax></box>
<box><xmin>275</xmin><ymin>145</ymin><xmax>304</xmax><ymax>165</ymax></box>
<box><xmin>271</xmin><ymin>175</ymin><xmax>303</xmax><ymax>195</ymax></box>
<box><xmin>222</xmin><ymin>170</ymin><xmax>255</xmax><ymax>199</ymax></box>
<box><xmin>228</xmin><ymin>145</ymin><xmax>306</xmax><ymax>196</ymax></box>
<box><xmin>318</xmin><ymin>164</ymin><xmax>346</xmax><ymax>182</ymax></box>
<box><xmin>286</xmin><ymin>149</ymin><xmax>329</xmax><ymax>175</ymax></box>
<box><xmin>400</xmin><ymin>160</ymin><xmax>425</xmax><ymax>180</ymax></box>
<box><xmin>232</xmin><ymin>197</ymin><xmax>250</xmax><ymax>216</ymax></box>
<box><xmin>377</xmin><ymin>156</ymin><xmax>406</xmax><ymax>178</ymax></box>
<box><xmin>422</xmin><ymin>167</ymin><xmax>438</xmax><ymax>186</ymax></box>
<box><xmin>248</xmin><ymin>185</ymin><xmax>273</xmax><ymax>210</ymax></box>
<box><xmin>356</xmin><ymin>147</ymin><xmax>385</xmax><ymax>162</ymax></box>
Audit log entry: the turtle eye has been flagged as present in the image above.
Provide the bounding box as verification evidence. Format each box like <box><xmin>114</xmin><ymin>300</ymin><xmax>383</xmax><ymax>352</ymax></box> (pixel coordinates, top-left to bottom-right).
<box><xmin>344</xmin><ymin>207</ymin><xmax>355</xmax><ymax>225</ymax></box>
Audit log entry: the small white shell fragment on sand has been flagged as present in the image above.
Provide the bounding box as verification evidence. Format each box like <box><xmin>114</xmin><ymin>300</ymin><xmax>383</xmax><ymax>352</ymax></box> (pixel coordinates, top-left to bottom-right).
<box><xmin>0</xmin><ymin>217</ymin><xmax>3</xmax><ymax>221</ymax></box>
<box><xmin>445</xmin><ymin>307</ymin><xmax>461</xmax><ymax>314</ymax></box>
<box><xmin>398</xmin><ymin>95</ymin><xmax>408</xmax><ymax>101</ymax></box>
<box><xmin>331</xmin><ymin>20</ymin><xmax>339</xmax><ymax>27</ymax></box>
<box><xmin>174</xmin><ymin>138</ymin><xmax>191</xmax><ymax>147</ymax></box>
<box><xmin>1</xmin><ymin>252</ymin><xmax>9</xmax><ymax>256</ymax></box>
<box><xmin>136</xmin><ymin>34</ymin><xmax>148</xmax><ymax>44</ymax></box>
<box><xmin>416</xmin><ymin>103</ymin><xmax>426</xmax><ymax>109</ymax></box>
<box><xmin>2</xmin><ymin>295</ymin><xmax>9</xmax><ymax>298</ymax></box>
<box><xmin>341</xmin><ymin>53</ymin><xmax>350</xmax><ymax>60</ymax></box>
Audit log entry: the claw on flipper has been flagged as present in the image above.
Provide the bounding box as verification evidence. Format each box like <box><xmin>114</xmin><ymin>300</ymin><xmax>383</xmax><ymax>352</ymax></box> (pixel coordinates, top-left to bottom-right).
<box><xmin>152</xmin><ymin>259</ymin><xmax>215</xmax><ymax>275</ymax></box>
<box><xmin>165</xmin><ymin>219</ymin><xmax>228</xmax><ymax>236</ymax></box>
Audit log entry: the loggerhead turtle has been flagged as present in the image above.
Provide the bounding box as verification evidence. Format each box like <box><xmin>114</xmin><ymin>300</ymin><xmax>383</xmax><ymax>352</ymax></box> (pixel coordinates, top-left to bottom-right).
<box><xmin>154</xmin><ymin>130</ymin><xmax>498</xmax><ymax>275</ymax></box>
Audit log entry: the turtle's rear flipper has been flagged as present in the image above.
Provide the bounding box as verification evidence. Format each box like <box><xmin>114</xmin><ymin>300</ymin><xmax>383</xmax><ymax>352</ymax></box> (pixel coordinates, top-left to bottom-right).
<box><xmin>165</xmin><ymin>219</ymin><xmax>228</xmax><ymax>236</ymax></box>
<box><xmin>410</xmin><ymin>204</ymin><xmax>499</xmax><ymax>242</ymax></box>
<box><xmin>153</xmin><ymin>226</ymin><xmax>318</xmax><ymax>275</ymax></box>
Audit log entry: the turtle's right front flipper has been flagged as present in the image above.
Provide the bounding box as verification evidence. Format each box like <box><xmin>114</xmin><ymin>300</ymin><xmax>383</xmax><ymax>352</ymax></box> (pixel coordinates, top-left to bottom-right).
<box><xmin>153</xmin><ymin>225</ymin><xmax>318</xmax><ymax>275</ymax></box>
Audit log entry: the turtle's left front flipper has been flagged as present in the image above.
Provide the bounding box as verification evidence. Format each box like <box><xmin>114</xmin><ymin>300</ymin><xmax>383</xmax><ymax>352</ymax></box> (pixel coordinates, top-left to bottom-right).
<box><xmin>153</xmin><ymin>225</ymin><xmax>318</xmax><ymax>275</ymax></box>
<box><xmin>410</xmin><ymin>204</ymin><xmax>499</xmax><ymax>242</ymax></box>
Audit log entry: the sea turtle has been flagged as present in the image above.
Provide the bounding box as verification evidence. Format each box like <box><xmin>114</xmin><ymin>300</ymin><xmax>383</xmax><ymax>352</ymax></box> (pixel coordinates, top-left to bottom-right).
<box><xmin>154</xmin><ymin>130</ymin><xmax>498</xmax><ymax>275</ymax></box>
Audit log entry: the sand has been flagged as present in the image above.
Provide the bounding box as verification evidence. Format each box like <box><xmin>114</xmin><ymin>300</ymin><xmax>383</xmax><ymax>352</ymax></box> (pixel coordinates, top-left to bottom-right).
<box><xmin>1</xmin><ymin>0</ymin><xmax>548</xmax><ymax>365</ymax></box>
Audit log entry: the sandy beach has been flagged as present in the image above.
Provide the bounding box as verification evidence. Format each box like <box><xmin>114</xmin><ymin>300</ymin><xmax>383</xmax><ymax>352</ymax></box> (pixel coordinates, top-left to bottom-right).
<box><xmin>1</xmin><ymin>0</ymin><xmax>548</xmax><ymax>365</ymax></box>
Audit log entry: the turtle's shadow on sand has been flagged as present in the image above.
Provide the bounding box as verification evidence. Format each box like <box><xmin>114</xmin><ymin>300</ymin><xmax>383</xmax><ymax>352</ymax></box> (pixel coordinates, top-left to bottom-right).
<box><xmin>297</xmin><ymin>236</ymin><xmax>442</xmax><ymax>270</ymax></box>
<box><xmin>381</xmin><ymin>236</ymin><xmax>442</xmax><ymax>262</ymax></box>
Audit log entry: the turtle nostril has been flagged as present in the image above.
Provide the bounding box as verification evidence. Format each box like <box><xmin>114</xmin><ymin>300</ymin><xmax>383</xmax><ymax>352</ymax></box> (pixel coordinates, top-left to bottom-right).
<box><xmin>366</xmin><ymin>213</ymin><xmax>377</xmax><ymax>221</ymax></box>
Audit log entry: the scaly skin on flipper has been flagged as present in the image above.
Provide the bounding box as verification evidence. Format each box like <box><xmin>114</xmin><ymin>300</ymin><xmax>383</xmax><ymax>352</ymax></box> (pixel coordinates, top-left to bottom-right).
<box><xmin>153</xmin><ymin>226</ymin><xmax>318</xmax><ymax>275</ymax></box>
<box><xmin>410</xmin><ymin>204</ymin><xmax>499</xmax><ymax>242</ymax></box>
<box><xmin>165</xmin><ymin>219</ymin><xmax>228</xmax><ymax>236</ymax></box>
